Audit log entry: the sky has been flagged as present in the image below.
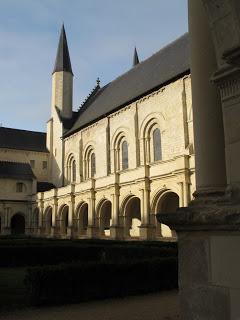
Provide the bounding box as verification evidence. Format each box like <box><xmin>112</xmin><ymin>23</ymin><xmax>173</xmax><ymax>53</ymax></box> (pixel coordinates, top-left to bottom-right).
<box><xmin>0</xmin><ymin>0</ymin><xmax>188</xmax><ymax>132</ymax></box>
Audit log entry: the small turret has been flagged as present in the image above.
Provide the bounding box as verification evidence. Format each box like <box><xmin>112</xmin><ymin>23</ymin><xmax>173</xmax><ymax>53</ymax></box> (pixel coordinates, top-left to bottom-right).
<box><xmin>133</xmin><ymin>47</ymin><xmax>140</xmax><ymax>67</ymax></box>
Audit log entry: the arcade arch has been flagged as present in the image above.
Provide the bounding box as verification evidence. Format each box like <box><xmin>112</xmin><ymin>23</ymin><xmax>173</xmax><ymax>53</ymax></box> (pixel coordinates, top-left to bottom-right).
<box><xmin>58</xmin><ymin>205</ymin><xmax>69</xmax><ymax>236</ymax></box>
<box><xmin>11</xmin><ymin>213</ymin><xmax>25</xmax><ymax>235</ymax></box>
<box><xmin>75</xmin><ymin>202</ymin><xmax>88</xmax><ymax>236</ymax></box>
<box><xmin>122</xmin><ymin>195</ymin><xmax>141</xmax><ymax>238</ymax></box>
<box><xmin>44</xmin><ymin>206</ymin><xmax>52</xmax><ymax>235</ymax></box>
<box><xmin>97</xmin><ymin>199</ymin><xmax>112</xmax><ymax>237</ymax></box>
<box><xmin>32</xmin><ymin>207</ymin><xmax>39</xmax><ymax>230</ymax></box>
<box><xmin>153</xmin><ymin>190</ymin><xmax>179</xmax><ymax>238</ymax></box>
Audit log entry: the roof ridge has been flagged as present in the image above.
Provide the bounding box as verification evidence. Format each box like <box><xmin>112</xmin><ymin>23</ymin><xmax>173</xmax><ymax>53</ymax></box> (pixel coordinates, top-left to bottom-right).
<box><xmin>78</xmin><ymin>83</ymin><xmax>101</xmax><ymax>112</ymax></box>
<box><xmin>64</xmin><ymin>33</ymin><xmax>189</xmax><ymax>138</ymax></box>
<box><xmin>0</xmin><ymin>126</ymin><xmax>46</xmax><ymax>135</ymax></box>
<box><xmin>0</xmin><ymin>160</ymin><xmax>30</xmax><ymax>165</ymax></box>
<box><xmin>105</xmin><ymin>33</ymin><xmax>188</xmax><ymax>89</ymax></box>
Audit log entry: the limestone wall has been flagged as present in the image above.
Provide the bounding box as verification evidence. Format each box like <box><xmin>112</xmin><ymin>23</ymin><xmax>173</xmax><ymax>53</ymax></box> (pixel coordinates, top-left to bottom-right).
<box><xmin>36</xmin><ymin>74</ymin><xmax>195</xmax><ymax>240</ymax></box>
<box><xmin>0</xmin><ymin>149</ymin><xmax>50</xmax><ymax>182</ymax></box>
<box><xmin>63</xmin><ymin>75</ymin><xmax>194</xmax><ymax>184</ymax></box>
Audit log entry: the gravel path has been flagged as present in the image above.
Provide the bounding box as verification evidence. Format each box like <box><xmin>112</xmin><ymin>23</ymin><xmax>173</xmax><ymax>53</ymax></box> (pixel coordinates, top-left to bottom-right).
<box><xmin>0</xmin><ymin>290</ymin><xmax>180</xmax><ymax>320</ymax></box>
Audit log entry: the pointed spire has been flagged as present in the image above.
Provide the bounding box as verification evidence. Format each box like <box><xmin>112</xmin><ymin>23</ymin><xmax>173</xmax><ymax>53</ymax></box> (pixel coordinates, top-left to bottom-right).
<box><xmin>133</xmin><ymin>47</ymin><xmax>139</xmax><ymax>67</ymax></box>
<box><xmin>53</xmin><ymin>24</ymin><xmax>73</xmax><ymax>75</ymax></box>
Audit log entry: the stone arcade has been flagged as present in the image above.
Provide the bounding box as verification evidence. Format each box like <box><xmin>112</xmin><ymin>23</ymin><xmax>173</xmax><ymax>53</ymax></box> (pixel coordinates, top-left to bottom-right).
<box><xmin>0</xmin><ymin>26</ymin><xmax>195</xmax><ymax>240</ymax></box>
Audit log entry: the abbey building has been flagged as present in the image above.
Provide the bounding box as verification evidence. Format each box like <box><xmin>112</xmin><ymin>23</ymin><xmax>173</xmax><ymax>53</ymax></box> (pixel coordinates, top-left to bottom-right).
<box><xmin>0</xmin><ymin>26</ymin><xmax>195</xmax><ymax>240</ymax></box>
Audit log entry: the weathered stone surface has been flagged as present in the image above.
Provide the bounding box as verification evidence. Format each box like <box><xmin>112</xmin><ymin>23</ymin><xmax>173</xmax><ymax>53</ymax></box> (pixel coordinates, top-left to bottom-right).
<box><xmin>180</xmin><ymin>285</ymin><xmax>230</xmax><ymax>320</ymax></box>
<box><xmin>179</xmin><ymin>236</ymin><xmax>210</xmax><ymax>286</ymax></box>
<box><xmin>210</xmin><ymin>235</ymin><xmax>240</xmax><ymax>288</ymax></box>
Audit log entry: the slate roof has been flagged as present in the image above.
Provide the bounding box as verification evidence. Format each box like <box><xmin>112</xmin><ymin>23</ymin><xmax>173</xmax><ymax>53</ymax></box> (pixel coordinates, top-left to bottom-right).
<box><xmin>53</xmin><ymin>24</ymin><xmax>73</xmax><ymax>75</ymax></box>
<box><xmin>0</xmin><ymin>161</ymin><xmax>35</xmax><ymax>180</ymax></box>
<box><xmin>0</xmin><ymin>127</ymin><xmax>48</xmax><ymax>152</ymax></box>
<box><xmin>37</xmin><ymin>181</ymin><xmax>55</xmax><ymax>192</ymax></box>
<box><xmin>65</xmin><ymin>33</ymin><xmax>190</xmax><ymax>137</ymax></box>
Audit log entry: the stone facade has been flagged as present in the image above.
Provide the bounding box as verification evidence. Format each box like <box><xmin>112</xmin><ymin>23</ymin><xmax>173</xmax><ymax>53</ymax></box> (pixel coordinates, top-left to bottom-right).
<box><xmin>0</xmin><ymin>27</ymin><xmax>195</xmax><ymax>240</ymax></box>
<box><xmin>35</xmin><ymin>73</ymin><xmax>195</xmax><ymax>240</ymax></box>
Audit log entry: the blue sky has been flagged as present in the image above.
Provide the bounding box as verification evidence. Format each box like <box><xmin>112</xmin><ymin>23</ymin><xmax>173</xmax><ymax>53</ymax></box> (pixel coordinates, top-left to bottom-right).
<box><xmin>0</xmin><ymin>0</ymin><xmax>188</xmax><ymax>132</ymax></box>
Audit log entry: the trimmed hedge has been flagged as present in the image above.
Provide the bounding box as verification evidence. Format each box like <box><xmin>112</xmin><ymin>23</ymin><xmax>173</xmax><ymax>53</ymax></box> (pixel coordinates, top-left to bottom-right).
<box><xmin>0</xmin><ymin>240</ymin><xmax>177</xmax><ymax>267</ymax></box>
<box><xmin>25</xmin><ymin>257</ymin><xmax>178</xmax><ymax>306</ymax></box>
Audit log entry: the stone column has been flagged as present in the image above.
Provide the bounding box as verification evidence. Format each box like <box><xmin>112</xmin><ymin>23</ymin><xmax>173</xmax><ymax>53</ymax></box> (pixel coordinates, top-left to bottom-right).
<box><xmin>178</xmin><ymin>181</ymin><xmax>190</xmax><ymax>207</ymax></box>
<box><xmin>87</xmin><ymin>180</ymin><xmax>98</xmax><ymax>238</ymax></box>
<box><xmin>157</xmin><ymin>2</ymin><xmax>240</xmax><ymax>319</ymax></box>
<box><xmin>51</xmin><ymin>198</ymin><xmax>58</xmax><ymax>237</ymax></box>
<box><xmin>25</xmin><ymin>205</ymin><xmax>32</xmax><ymax>235</ymax></box>
<box><xmin>188</xmin><ymin>0</ymin><xmax>226</xmax><ymax>194</ymax></box>
<box><xmin>110</xmin><ymin>185</ymin><xmax>124</xmax><ymax>240</ymax></box>
<box><xmin>2</xmin><ymin>207</ymin><xmax>11</xmax><ymax>235</ymax></box>
<box><xmin>139</xmin><ymin>178</ymin><xmax>156</xmax><ymax>240</ymax></box>
<box><xmin>38</xmin><ymin>202</ymin><xmax>43</xmax><ymax>236</ymax></box>
<box><xmin>67</xmin><ymin>197</ymin><xmax>74</xmax><ymax>238</ymax></box>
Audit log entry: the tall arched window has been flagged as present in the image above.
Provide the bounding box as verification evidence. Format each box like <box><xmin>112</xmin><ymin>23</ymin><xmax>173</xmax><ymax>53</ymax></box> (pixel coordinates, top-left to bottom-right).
<box><xmin>66</xmin><ymin>155</ymin><xmax>76</xmax><ymax>184</ymax></box>
<box><xmin>153</xmin><ymin>128</ymin><xmax>162</xmax><ymax>161</ymax></box>
<box><xmin>84</xmin><ymin>146</ymin><xmax>96</xmax><ymax>179</ymax></box>
<box><xmin>91</xmin><ymin>153</ymin><xmax>96</xmax><ymax>177</ymax></box>
<box><xmin>113</xmin><ymin>132</ymin><xmax>129</xmax><ymax>172</ymax></box>
<box><xmin>122</xmin><ymin>140</ymin><xmax>128</xmax><ymax>170</ymax></box>
<box><xmin>72</xmin><ymin>160</ymin><xmax>76</xmax><ymax>182</ymax></box>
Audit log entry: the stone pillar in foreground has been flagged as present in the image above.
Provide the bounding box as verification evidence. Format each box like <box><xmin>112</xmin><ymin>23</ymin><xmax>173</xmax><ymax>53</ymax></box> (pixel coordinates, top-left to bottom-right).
<box><xmin>157</xmin><ymin>1</ymin><xmax>240</xmax><ymax>319</ymax></box>
<box><xmin>189</xmin><ymin>0</ymin><xmax>226</xmax><ymax>193</ymax></box>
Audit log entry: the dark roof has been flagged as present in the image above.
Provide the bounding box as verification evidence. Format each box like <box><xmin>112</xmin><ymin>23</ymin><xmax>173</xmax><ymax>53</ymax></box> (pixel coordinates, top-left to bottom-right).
<box><xmin>65</xmin><ymin>33</ymin><xmax>190</xmax><ymax>137</ymax></box>
<box><xmin>133</xmin><ymin>47</ymin><xmax>140</xmax><ymax>66</ymax></box>
<box><xmin>0</xmin><ymin>127</ymin><xmax>48</xmax><ymax>152</ymax></box>
<box><xmin>0</xmin><ymin>161</ymin><xmax>35</xmax><ymax>180</ymax></box>
<box><xmin>53</xmin><ymin>24</ymin><xmax>73</xmax><ymax>75</ymax></box>
<box><xmin>37</xmin><ymin>181</ymin><xmax>55</xmax><ymax>192</ymax></box>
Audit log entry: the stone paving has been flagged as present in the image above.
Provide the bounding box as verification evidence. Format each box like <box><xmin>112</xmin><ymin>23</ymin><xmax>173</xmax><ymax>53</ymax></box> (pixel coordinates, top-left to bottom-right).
<box><xmin>0</xmin><ymin>290</ymin><xmax>180</xmax><ymax>320</ymax></box>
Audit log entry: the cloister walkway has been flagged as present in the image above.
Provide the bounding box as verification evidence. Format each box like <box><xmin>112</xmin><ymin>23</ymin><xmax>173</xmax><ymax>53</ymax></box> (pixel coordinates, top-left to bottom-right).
<box><xmin>0</xmin><ymin>290</ymin><xmax>179</xmax><ymax>320</ymax></box>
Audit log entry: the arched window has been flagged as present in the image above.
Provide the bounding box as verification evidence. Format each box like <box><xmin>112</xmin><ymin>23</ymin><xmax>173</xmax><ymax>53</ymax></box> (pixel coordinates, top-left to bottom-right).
<box><xmin>72</xmin><ymin>160</ymin><xmax>76</xmax><ymax>182</ymax></box>
<box><xmin>91</xmin><ymin>153</ymin><xmax>96</xmax><ymax>177</ymax></box>
<box><xmin>153</xmin><ymin>128</ymin><xmax>162</xmax><ymax>161</ymax></box>
<box><xmin>84</xmin><ymin>146</ymin><xmax>96</xmax><ymax>179</ymax></box>
<box><xmin>122</xmin><ymin>140</ymin><xmax>128</xmax><ymax>170</ymax></box>
<box><xmin>113</xmin><ymin>132</ymin><xmax>129</xmax><ymax>172</ymax></box>
<box><xmin>66</xmin><ymin>155</ymin><xmax>76</xmax><ymax>184</ymax></box>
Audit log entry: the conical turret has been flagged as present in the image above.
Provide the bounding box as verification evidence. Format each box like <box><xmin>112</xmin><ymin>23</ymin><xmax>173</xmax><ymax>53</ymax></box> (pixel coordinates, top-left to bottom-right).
<box><xmin>133</xmin><ymin>47</ymin><xmax>140</xmax><ymax>66</ymax></box>
<box><xmin>51</xmin><ymin>24</ymin><xmax>73</xmax><ymax>119</ymax></box>
<box><xmin>53</xmin><ymin>24</ymin><xmax>73</xmax><ymax>75</ymax></box>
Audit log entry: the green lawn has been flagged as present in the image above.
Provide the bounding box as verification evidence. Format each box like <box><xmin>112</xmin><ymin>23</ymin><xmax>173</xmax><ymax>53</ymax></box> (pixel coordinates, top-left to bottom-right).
<box><xmin>0</xmin><ymin>268</ymin><xmax>27</xmax><ymax>310</ymax></box>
